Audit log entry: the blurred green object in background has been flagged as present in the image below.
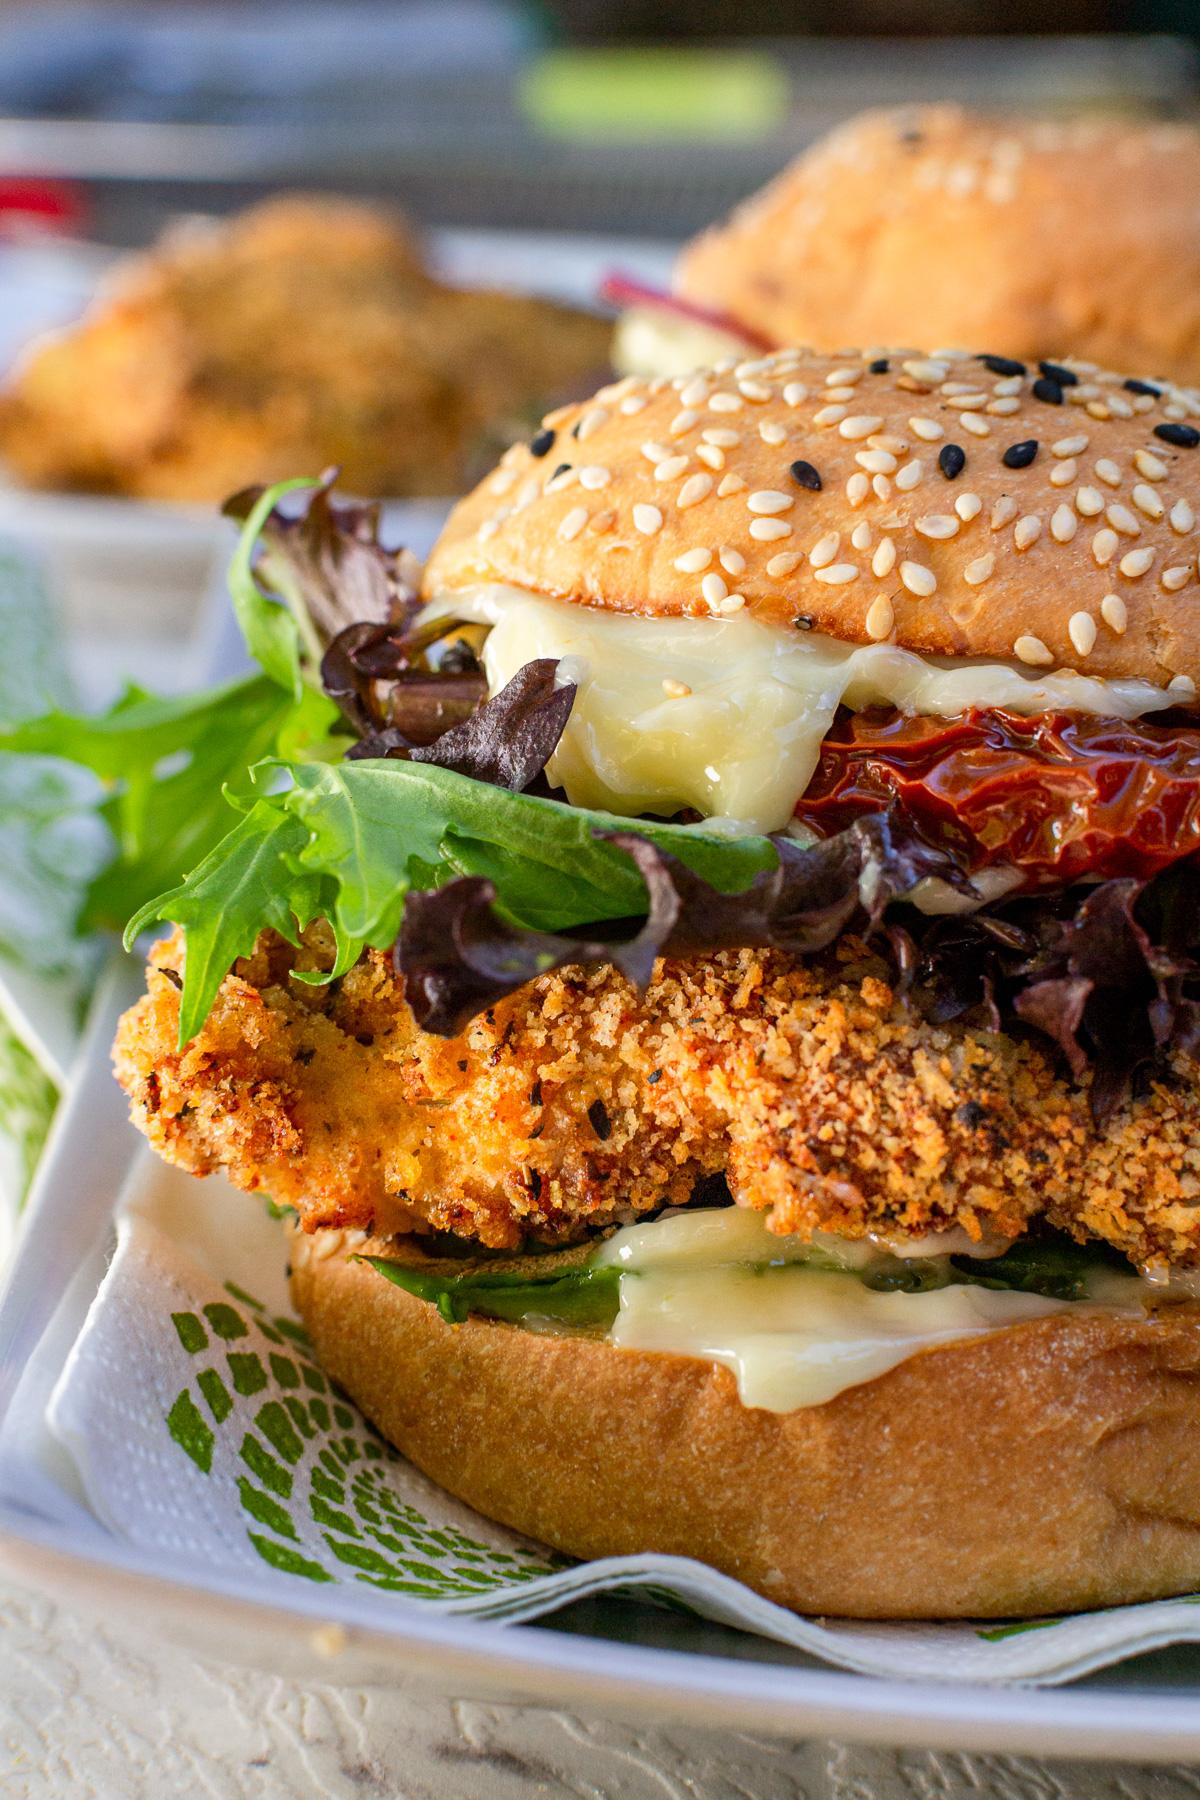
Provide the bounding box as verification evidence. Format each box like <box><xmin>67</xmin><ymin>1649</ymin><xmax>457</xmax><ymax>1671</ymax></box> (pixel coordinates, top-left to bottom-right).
<box><xmin>519</xmin><ymin>46</ymin><xmax>791</xmax><ymax>139</ymax></box>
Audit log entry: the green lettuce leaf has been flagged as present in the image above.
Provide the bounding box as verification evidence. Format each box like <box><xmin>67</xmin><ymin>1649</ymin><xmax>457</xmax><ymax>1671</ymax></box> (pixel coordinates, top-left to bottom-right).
<box><xmin>128</xmin><ymin>757</ymin><xmax>779</xmax><ymax>1047</ymax></box>
<box><xmin>361</xmin><ymin>1256</ymin><xmax>621</xmax><ymax>1329</ymax></box>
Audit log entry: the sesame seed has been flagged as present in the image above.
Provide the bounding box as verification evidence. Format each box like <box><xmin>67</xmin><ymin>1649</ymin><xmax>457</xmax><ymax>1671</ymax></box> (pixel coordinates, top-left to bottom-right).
<box><xmin>1014</xmin><ymin>514</ymin><xmax>1042</xmax><ymax>549</ymax></box>
<box><xmin>814</xmin><ymin>405</ymin><xmax>848</xmax><ymax>427</ymax></box>
<box><xmin>719</xmin><ymin>547</ymin><xmax>746</xmax><ymax>574</ymax></box>
<box><xmin>942</xmin><ymin>383</ymin><xmax>986</xmax><ymax>399</ymax></box>
<box><xmin>701</xmin><ymin>572</ymin><xmax>728</xmax><ymax>606</ymax></box>
<box><xmin>1132</xmin><ymin>483</ymin><xmax>1165</xmax><ymax>520</ymax></box>
<box><xmin>992</xmin><ymin>376</ymin><xmax>1024</xmax><ymax>396</ymax></box>
<box><xmin>546</xmin><ymin>465</ymin><xmax>578</xmax><ymax>493</ymax></box>
<box><xmin>1033</xmin><ymin>378</ymin><xmax>1064</xmax><ymax>406</ymax></box>
<box><xmin>680</xmin><ymin>379</ymin><xmax>709</xmax><ymax>408</ymax></box>
<box><xmin>826</xmin><ymin>367</ymin><xmax>862</xmax><ymax>386</ymax></box>
<box><xmin>709</xmin><ymin>393</ymin><xmax>744</xmax><ymax>413</ymax></box>
<box><xmin>816</xmin><ymin>563</ymin><xmax>859</xmax><ymax>586</ymax></box>
<box><xmin>670</xmin><ymin>410</ymin><xmax>699</xmax><ymax>437</ymax></box>
<box><xmin>1171</xmin><ymin>499</ymin><xmax>1196</xmax><ymax>533</ymax></box>
<box><xmin>851</xmin><ymin>521</ymin><xmax>872</xmax><ymax>550</ymax></box>
<box><xmin>1108</xmin><ymin>397</ymin><xmax>1134</xmax><ymax>419</ymax></box>
<box><xmin>578</xmin><ymin>465</ymin><xmax>611</xmax><ymax>490</ymax></box>
<box><xmin>735</xmin><ymin>359</ymin><xmax>770</xmax><ymax>378</ymax></box>
<box><xmin>759</xmin><ymin>421</ymin><xmax>787</xmax><ymax>446</ymax></box>
<box><xmin>909</xmin><ymin>417</ymin><xmax>944</xmax><ymax>441</ymax></box>
<box><xmin>719</xmin><ymin>595</ymin><xmax>746</xmax><ymax>615</ymax></box>
<box><xmin>783</xmin><ymin>383</ymin><xmax>808</xmax><ymax>407</ymax></box>
<box><xmin>655</xmin><ymin>456</ymin><xmax>689</xmax><ymax>482</ymax></box>
<box><xmin>1120</xmin><ymin>547</ymin><xmax>1155</xmax><ymax>578</ymax></box>
<box><xmin>718</xmin><ymin>473</ymin><xmax>747</xmax><ymax>496</ymax></box>
<box><xmin>674</xmin><ymin>548</ymin><xmax>711</xmax><ymax>572</ymax></box>
<box><xmin>846</xmin><ymin>472</ymin><xmax>870</xmax><ymax>505</ymax></box>
<box><xmin>576</xmin><ymin>407</ymin><xmax>609</xmax><ymax>440</ymax></box>
<box><xmin>1163</xmin><ymin>566</ymin><xmax>1192</xmax><ymax>591</ymax></box>
<box><xmin>900</xmin><ymin>561</ymin><xmax>937</xmax><ymax>596</ymax></box>
<box><xmin>516</xmin><ymin>475</ymin><xmax>540</xmax><ymax>508</ymax></box>
<box><xmin>1067</xmin><ymin>612</ymin><xmax>1096</xmax><ymax>656</ymax></box>
<box><xmin>1040</xmin><ymin>361</ymin><xmax>1078</xmax><ymax>388</ymax></box>
<box><xmin>963</xmin><ymin>552</ymin><xmax>995</xmax><ymax>585</ymax></box>
<box><xmin>872</xmin><ymin>537</ymin><xmax>897</xmax><ymax>577</ymax></box>
<box><xmin>938</xmin><ymin>444</ymin><xmax>966</xmax><ymax>480</ymax></box>
<box><xmin>641</xmin><ymin>441</ymin><xmax>671</xmax><ymax>463</ymax></box>
<box><xmin>873</xmin><ymin>475</ymin><xmax>893</xmax><ymax>501</ymax></box>
<box><xmin>839</xmin><ymin>414</ymin><xmax>885</xmax><ymax>441</ymax></box>
<box><xmin>767</xmin><ymin>551</ymin><xmax>803</xmax><ymax>576</ymax></box>
<box><xmin>1095</xmin><ymin>459</ymin><xmax>1122</xmax><ymax>487</ymax></box>
<box><xmin>987</xmin><ymin>398</ymin><xmax>1021</xmax><ymax>415</ymax></box>
<box><xmin>865</xmin><ymin>595</ymin><xmax>894</xmax><ymax>638</ymax></box>
<box><xmin>868</xmin><ymin>434</ymin><xmax>908</xmax><ymax>454</ymax></box>
<box><xmin>490</xmin><ymin>468</ymin><xmax>519</xmax><ymax>495</ymax></box>
<box><xmin>696</xmin><ymin>444</ymin><xmax>724</xmax><ymax>471</ymax></box>
<box><xmin>1133</xmin><ymin>396</ymin><xmax>1156</xmax><ymax>413</ymax></box>
<box><xmin>620</xmin><ymin>395</ymin><xmax>647</xmax><ymax>415</ymax></box>
<box><xmin>790</xmin><ymin>460</ymin><xmax>823</xmax><ymax>491</ymax></box>
<box><xmin>648</xmin><ymin>376</ymin><xmax>670</xmax><ymax>393</ymax></box>
<box><xmin>633</xmin><ymin>503</ymin><xmax>663</xmax><ymax>535</ymax></box>
<box><xmin>990</xmin><ymin>496</ymin><xmax>1019</xmax><ymax>529</ymax></box>
<box><xmin>701</xmin><ymin>428</ymin><xmax>738</xmax><ymax>449</ymax></box>
<box><xmin>1165</xmin><ymin>403</ymin><xmax>1189</xmax><ymax>421</ymax></box>
<box><xmin>747</xmin><ymin>489</ymin><xmax>793</xmax><ymax>515</ymax></box>
<box><xmin>1155</xmin><ymin>422</ymin><xmax>1200</xmax><ymax>448</ymax></box>
<box><xmin>1075</xmin><ymin>486</ymin><xmax>1104</xmax><ymax>516</ymax></box>
<box><xmin>1014</xmin><ymin>635</ymin><xmax>1054</xmax><ymax>665</ymax></box>
<box><xmin>960</xmin><ymin>414</ymin><xmax>991</xmax><ymax>438</ymax></box>
<box><xmin>1125</xmin><ymin>379</ymin><xmax>1162</xmax><ymax>397</ymax></box>
<box><xmin>739</xmin><ymin>380</ymin><xmax>772</xmax><ymax>402</ymax></box>
<box><xmin>1002</xmin><ymin>440</ymin><xmax>1039</xmax><ymax>469</ymax></box>
<box><xmin>1086</xmin><ymin>402</ymin><xmax>1112</xmax><ymax>421</ymax></box>
<box><xmin>587</xmin><ymin>510</ymin><xmax>615</xmax><ymax>535</ymax></box>
<box><xmin>1092</xmin><ymin>528</ymin><xmax>1119</xmax><ymax>565</ymax></box>
<box><xmin>916</xmin><ymin>514</ymin><xmax>959</xmax><ymax>540</ymax></box>
<box><xmin>981</xmin><ymin>354</ymin><xmax>1026</xmax><ymax>378</ymax></box>
<box><xmin>1106</xmin><ymin>503</ymin><xmax>1141</xmax><ymax>536</ymax></box>
<box><xmin>678</xmin><ymin>473</ymin><xmax>714</xmax><ymax>509</ymax></box>
<box><xmin>954</xmin><ymin>492</ymin><xmax>983</xmax><ymax>521</ymax></box>
<box><xmin>895</xmin><ymin>460</ymin><xmax>923</xmax><ymax>491</ymax></box>
<box><xmin>1052</xmin><ymin>435</ymin><xmax>1089</xmax><ymax>458</ymax></box>
<box><xmin>558</xmin><ymin>507</ymin><xmax>588</xmax><ymax>542</ymax></box>
<box><xmin>662</xmin><ymin>678</ymin><xmax>691</xmax><ymax>697</ymax></box>
<box><xmin>1049</xmin><ymin>460</ymin><xmax>1077</xmax><ymax>487</ymax></box>
<box><xmin>529</xmin><ymin>427</ymin><xmax>556</xmax><ymax>457</ymax></box>
<box><xmin>903</xmin><ymin>359</ymin><xmax>950</xmax><ymax>383</ymax></box>
<box><xmin>750</xmin><ymin>518</ymin><xmax>791</xmax><ymax>540</ymax></box>
<box><xmin>1050</xmin><ymin>504</ymin><xmax>1077</xmax><ymax>543</ymax></box>
<box><xmin>809</xmin><ymin>531</ymin><xmax>841</xmax><ymax>567</ymax></box>
<box><xmin>856</xmin><ymin>448</ymin><xmax>897</xmax><ymax>475</ymax></box>
<box><xmin>1134</xmin><ymin>449</ymin><xmax>1169</xmax><ymax>482</ymax></box>
<box><xmin>868</xmin><ymin>358</ymin><xmax>889</xmax><ymax>374</ymax></box>
<box><xmin>1100</xmin><ymin>594</ymin><xmax>1127</xmax><ymax>634</ymax></box>
<box><xmin>477</xmin><ymin>519</ymin><xmax>500</xmax><ymax>541</ymax></box>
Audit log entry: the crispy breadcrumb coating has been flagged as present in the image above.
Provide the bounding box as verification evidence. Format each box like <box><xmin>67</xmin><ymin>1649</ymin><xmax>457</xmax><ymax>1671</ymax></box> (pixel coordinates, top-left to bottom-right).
<box><xmin>0</xmin><ymin>195</ymin><xmax>612</xmax><ymax>501</ymax></box>
<box><xmin>112</xmin><ymin>925</ymin><xmax>1200</xmax><ymax>1269</ymax></box>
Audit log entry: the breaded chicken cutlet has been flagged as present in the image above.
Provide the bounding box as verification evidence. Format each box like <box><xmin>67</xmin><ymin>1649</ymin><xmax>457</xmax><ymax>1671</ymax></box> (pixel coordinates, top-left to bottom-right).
<box><xmin>113</xmin><ymin>926</ymin><xmax>1200</xmax><ymax>1270</ymax></box>
<box><xmin>0</xmin><ymin>196</ymin><xmax>613</xmax><ymax>501</ymax></box>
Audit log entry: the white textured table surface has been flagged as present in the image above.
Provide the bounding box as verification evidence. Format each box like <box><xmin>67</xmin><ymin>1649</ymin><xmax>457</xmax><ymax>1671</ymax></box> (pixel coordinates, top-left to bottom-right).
<box><xmin>0</xmin><ymin>1578</ymin><xmax>1194</xmax><ymax>1800</ymax></box>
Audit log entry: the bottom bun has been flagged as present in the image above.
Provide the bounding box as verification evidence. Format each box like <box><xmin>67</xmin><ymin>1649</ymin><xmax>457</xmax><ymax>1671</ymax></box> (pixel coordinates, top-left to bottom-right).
<box><xmin>289</xmin><ymin>1228</ymin><xmax>1200</xmax><ymax>1620</ymax></box>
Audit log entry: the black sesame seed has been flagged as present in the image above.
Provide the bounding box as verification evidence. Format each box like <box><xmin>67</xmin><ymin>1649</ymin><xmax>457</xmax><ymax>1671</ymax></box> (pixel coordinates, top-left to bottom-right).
<box><xmin>789</xmin><ymin>459</ymin><xmax>822</xmax><ymax>491</ymax></box>
<box><xmin>529</xmin><ymin>427</ymin><xmax>555</xmax><ymax>458</ymax></box>
<box><xmin>1038</xmin><ymin>361</ymin><xmax>1078</xmax><ymax>387</ymax></box>
<box><xmin>587</xmin><ymin>1099</ymin><xmax>612</xmax><ymax>1141</ymax></box>
<box><xmin>1155</xmin><ymin>421</ymin><xmax>1200</xmax><ymax>449</ymax></box>
<box><xmin>1002</xmin><ymin>439</ymin><xmax>1039</xmax><ymax>469</ymax></box>
<box><xmin>980</xmin><ymin>354</ymin><xmax>1025</xmax><ymax>377</ymax></box>
<box><xmin>1032</xmin><ymin>377</ymin><xmax>1063</xmax><ymax>405</ymax></box>
<box><xmin>938</xmin><ymin>443</ymin><xmax>966</xmax><ymax>479</ymax></box>
<box><xmin>793</xmin><ymin>614</ymin><xmax>814</xmax><ymax>631</ymax></box>
<box><xmin>868</xmin><ymin>358</ymin><xmax>889</xmax><ymax>374</ymax></box>
<box><xmin>1124</xmin><ymin>378</ymin><xmax>1161</xmax><ymax>397</ymax></box>
<box><xmin>648</xmin><ymin>1068</ymin><xmax>663</xmax><ymax>1084</ymax></box>
<box><xmin>549</xmin><ymin>461</ymin><xmax>572</xmax><ymax>482</ymax></box>
<box><xmin>571</xmin><ymin>419</ymin><xmax>583</xmax><ymax>439</ymax></box>
<box><xmin>955</xmin><ymin>1100</ymin><xmax>987</xmax><ymax>1129</ymax></box>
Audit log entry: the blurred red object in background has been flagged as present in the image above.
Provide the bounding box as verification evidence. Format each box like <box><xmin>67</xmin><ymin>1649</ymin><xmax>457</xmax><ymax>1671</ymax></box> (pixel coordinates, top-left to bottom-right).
<box><xmin>0</xmin><ymin>178</ymin><xmax>87</xmax><ymax>237</ymax></box>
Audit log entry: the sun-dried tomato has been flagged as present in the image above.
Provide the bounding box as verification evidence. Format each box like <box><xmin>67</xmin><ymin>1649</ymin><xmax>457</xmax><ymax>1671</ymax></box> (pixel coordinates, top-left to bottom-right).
<box><xmin>795</xmin><ymin>707</ymin><xmax>1200</xmax><ymax>885</ymax></box>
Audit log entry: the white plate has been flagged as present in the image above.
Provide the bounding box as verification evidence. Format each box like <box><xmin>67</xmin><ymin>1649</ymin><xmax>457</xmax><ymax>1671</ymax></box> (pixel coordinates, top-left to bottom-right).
<box><xmin>3</xmin><ymin>958</ymin><xmax>1200</xmax><ymax>1761</ymax></box>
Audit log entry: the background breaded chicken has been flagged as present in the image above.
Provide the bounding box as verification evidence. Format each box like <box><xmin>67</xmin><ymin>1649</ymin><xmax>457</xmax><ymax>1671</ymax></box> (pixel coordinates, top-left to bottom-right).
<box><xmin>0</xmin><ymin>196</ymin><xmax>613</xmax><ymax>501</ymax></box>
<box><xmin>114</xmin><ymin>926</ymin><xmax>1200</xmax><ymax>1269</ymax></box>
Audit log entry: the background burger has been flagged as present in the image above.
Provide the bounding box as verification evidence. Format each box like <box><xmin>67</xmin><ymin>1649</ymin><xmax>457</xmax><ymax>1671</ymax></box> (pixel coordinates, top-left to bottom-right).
<box><xmin>114</xmin><ymin>345</ymin><xmax>1200</xmax><ymax>1620</ymax></box>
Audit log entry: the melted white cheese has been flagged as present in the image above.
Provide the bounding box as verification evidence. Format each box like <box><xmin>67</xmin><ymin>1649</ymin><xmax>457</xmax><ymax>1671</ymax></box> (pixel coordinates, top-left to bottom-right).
<box><xmin>428</xmin><ymin>584</ymin><xmax>1178</xmax><ymax>836</ymax></box>
<box><xmin>593</xmin><ymin>1208</ymin><xmax>1148</xmax><ymax>1412</ymax></box>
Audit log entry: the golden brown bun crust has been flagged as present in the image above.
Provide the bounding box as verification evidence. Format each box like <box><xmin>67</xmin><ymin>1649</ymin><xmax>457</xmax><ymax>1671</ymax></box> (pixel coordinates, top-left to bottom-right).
<box><xmin>676</xmin><ymin>107</ymin><xmax>1200</xmax><ymax>389</ymax></box>
<box><xmin>422</xmin><ymin>352</ymin><xmax>1200</xmax><ymax>686</ymax></box>
<box><xmin>291</xmin><ymin>1228</ymin><xmax>1200</xmax><ymax>1620</ymax></box>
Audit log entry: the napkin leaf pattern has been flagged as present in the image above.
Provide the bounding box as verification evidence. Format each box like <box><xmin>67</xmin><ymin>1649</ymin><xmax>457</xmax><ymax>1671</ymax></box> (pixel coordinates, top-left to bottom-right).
<box><xmin>162</xmin><ymin>1280</ymin><xmax>565</xmax><ymax>1597</ymax></box>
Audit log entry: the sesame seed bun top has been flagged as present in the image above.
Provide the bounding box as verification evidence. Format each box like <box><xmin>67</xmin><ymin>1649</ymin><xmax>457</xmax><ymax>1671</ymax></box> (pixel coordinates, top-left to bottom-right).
<box><xmin>421</xmin><ymin>349</ymin><xmax>1200</xmax><ymax>688</ymax></box>
<box><xmin>675</xmin><ymin>106</ymin><xmax>1200</xmax><ymax>389</ymax></box>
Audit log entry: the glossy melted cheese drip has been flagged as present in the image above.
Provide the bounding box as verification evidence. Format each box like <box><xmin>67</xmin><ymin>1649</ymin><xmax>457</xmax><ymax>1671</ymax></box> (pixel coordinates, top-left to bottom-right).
<box><xmin>429</xmin><ymin>585</ymin><xmax>1179</xmax><ymax>836</ymax></box>
<box><xmin>593</xmin><ymin>1208</ymin><xmax>1148</xmax><ymax>1412</ymax></box>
